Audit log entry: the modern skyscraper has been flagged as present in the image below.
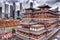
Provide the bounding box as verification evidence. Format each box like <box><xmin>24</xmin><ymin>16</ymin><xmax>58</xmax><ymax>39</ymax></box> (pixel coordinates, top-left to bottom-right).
<box><xmin>0</xmin><ymin>7</ymin><xmax>2</xmax><ymax>18</ymax></box>
<box><xmin>4</xmin><ymin>3</ymin><xmax>10</xmax><ymax>19</ymax></box>
<box><xmin>30</xmin><ymin>2</ymin><xmax>33</xmax><ymax>8</ymax></box>
<box><xmin>20</xmin><ymin>3</ymin><xmax>23</xmax><ymax>11</ymax></box>
<box><xmin>19</xmin><ymin>3</ymin><xmax>24</xmax><ymax>20</ymax></box>
<box><xmin>10</xmin><ymin>5</ymin><xmax>14</xmax><ymax>19</ymax></box>
<box><xmin>13</xmin><ymin>2</ymin><xmax>16</xmax><ymax>19</ymax></box>
<box><xmin>17</xmin><ymin>10</ymin><xmax>20</xmax><ymax>19</ymax></box>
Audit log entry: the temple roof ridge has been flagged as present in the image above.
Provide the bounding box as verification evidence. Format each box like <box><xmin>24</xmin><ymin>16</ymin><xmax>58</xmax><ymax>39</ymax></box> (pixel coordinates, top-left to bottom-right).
<box><xmin>38</xmin><ymin>4</ymin><xmax>51</xmax><ymax>8</ymax></box>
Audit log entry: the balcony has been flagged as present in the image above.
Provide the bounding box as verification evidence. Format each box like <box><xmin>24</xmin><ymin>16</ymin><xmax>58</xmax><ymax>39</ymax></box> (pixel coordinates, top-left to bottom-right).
<box><xmin>33</xmin><ymin>18</ymin><xmax>58</xmax><ymax>21</ymax></box>
<box><xmin>16</xmin><ymin>31</ymin><xmax>46</xmax><ymax>40</ymax></box>
<box><xmin>15</xmin><ymin>33</ymin><xmax>33</xmax><ymax>40</ymax></box>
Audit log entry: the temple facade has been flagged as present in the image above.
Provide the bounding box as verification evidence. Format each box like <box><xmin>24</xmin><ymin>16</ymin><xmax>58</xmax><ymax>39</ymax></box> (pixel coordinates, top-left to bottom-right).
<box><xmin>15</xmin><ymin>4</ymin><xmax>59</xmax><ymax>40</ymax></box>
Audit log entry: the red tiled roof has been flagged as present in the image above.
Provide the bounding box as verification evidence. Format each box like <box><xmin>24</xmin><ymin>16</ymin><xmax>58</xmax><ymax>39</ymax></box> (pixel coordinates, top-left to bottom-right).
<box><xmin>0</xmin><ymin>20</ymin><xmax>19</xmax><ymax>27</ymax></box>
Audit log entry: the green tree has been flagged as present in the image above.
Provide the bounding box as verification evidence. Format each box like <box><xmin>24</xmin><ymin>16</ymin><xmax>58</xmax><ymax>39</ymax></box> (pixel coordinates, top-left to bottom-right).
<box><xmin>12</xmin><ymin>28</ymin><xmax>16</xmax><ymax>33</ymax></box>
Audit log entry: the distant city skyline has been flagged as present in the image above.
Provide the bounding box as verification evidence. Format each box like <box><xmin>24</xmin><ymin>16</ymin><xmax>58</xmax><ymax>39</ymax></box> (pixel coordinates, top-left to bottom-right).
<box><xmin>0</xmin><ymin>0</ymin><xmax>60</xmax><ymax>11</ymax></box>
<box><xmin>0</xmin><ymin>0</ymin><xmax>60</xmax><ymax>6</ymax></box>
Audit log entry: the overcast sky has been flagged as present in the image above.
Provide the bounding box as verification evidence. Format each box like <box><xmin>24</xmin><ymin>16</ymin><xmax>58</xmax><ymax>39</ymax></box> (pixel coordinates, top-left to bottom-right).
<box><xmin>10</xmin><ymin>0</ymin><xmax>60</xmax><ymax>8</ymax></box>
<box><xmin>0</xmin><ymin>0</ymin><xmax>60</xmax><ymax>7</ymax></box>
<box><xmin>0</xmin><ymin>0</ymin><xmax>60</xmax><ymax>10</ymax></box>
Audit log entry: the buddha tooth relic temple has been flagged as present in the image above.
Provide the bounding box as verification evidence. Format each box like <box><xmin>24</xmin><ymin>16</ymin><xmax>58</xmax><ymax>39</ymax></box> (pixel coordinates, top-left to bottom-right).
<box><xmin>15</xmin><ymin>4</ymin><xmax>59</xmax><ymax>40</ymax></box>
<box><xmin>0</xmin><ymin>0</ymin><xmax>60</xmax><ymax>40</ymax></box>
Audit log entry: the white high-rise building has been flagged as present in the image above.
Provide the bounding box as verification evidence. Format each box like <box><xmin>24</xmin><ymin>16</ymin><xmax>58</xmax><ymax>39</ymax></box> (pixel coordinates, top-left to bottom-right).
<box><xmin>4</xmin><ymin>2</ymin><xmax>10</xmax><ymax>19</ymax></box>
<box><xmin>0</xmin><ymin>2</ymin><xmax>3</xmax><ymax>19</ymax></box>
<box><xmin>1</xmin><ymin>1</ymin><xmax>25</xmax><ymax>19</ymax></box>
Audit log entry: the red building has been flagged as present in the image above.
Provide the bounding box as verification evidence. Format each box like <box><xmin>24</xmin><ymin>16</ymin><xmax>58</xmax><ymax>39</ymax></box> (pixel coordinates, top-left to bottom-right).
<box><xmin>15</xmin><ymin>4</ymin><xmax>59</xmax><ymax>40</ymax></box>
